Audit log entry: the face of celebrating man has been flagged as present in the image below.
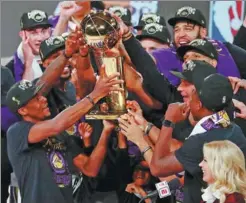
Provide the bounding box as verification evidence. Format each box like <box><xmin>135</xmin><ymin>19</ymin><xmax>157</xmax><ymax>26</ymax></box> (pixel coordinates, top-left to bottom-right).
<box><xmin>18</xmin><ymin>95</ymin><xmax>51</xmax><ymax>121</ymax></box>
<box><xmin>177</xmin><ymin>79</ymin><xmax>196</xmax><ymax>104</ymax></box>
<box><xmin>43</xmin><ymin>50</ymin><xmax>72</xmax><ymax>81</ymax></box>
<box><xmin>20</xmin><ymin>27</ymin><xmax>51</xmax><ymax>55</ymax></box>
<box><xmin>173</xmin><ymin>21</ymin><xmax>206</xmax><ymax>48</ymax></box>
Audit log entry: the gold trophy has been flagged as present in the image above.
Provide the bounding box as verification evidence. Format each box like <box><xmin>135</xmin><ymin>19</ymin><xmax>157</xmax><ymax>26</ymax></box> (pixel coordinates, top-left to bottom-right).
<box><xmin>81</xmin><ymin>11</ymin><xmax>127</xmax><ymax>120</ymax></box>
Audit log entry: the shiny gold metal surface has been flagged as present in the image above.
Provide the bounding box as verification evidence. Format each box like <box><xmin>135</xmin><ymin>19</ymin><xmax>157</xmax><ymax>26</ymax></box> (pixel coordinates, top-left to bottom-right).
<box><xmin>82</xmin><ymin>11</ymin><xmax>127</xmax><ymax>120</ymax></box>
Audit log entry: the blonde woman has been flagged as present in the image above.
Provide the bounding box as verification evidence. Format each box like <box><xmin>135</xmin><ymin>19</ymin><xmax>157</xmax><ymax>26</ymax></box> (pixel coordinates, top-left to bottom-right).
<box><xmin>199</xmin><ymin>140</ymin><xmax>246</xmax><ymax>203</ymax></box>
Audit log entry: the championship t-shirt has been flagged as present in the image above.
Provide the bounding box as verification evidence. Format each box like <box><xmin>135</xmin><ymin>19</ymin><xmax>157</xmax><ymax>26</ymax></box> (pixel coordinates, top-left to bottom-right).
<box><xmin>7</xmin><ymin>121</ymin><xmax>82</xmax><ymax>203</ymax></box>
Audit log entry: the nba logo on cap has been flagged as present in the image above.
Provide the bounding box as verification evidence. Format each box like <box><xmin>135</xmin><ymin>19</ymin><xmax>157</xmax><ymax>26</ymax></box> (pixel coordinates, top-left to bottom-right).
<box><xmin>209</xmin><ymin>1</ymin><xmax>245</xmax><ymax>43</ymax></box>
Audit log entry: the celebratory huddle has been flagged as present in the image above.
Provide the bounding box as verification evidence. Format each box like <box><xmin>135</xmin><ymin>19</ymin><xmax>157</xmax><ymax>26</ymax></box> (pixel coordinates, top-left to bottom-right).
<box><xmin>2</xmin><ymin>1</ymin><xmax>246</xmax><ymax>203</ymax></box>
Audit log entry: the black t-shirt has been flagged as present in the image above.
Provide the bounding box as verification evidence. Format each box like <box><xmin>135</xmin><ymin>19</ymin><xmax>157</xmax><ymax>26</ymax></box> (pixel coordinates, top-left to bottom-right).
<box><xmin>172</xmin><ymin>119</ymin><xmax>193</xmax><ymax>142</ymax></box>
<box><xmin>224</xmin><ymin>42</ymin><xmax>246</xmax><ymax>79</ymax></box>
<box><xmin>7</xmin><ymin>121</ymin><xmax>82</xmax><ymax>203</ymax></box>
<box><xmin>175</xmin><ymin>123</ymin><xmax>246</xmax><ymax>203</ymax></box>
<box><xmin>46</xmin><ymin>82</ymin><xmax>77</xmax><ymax>135</ymax></box>
<box><xmin>46</xmin><ymin>82</ymin><xmax>76</xmax><ymax>117</ymax></box>
<box><xmin>233</xmin><ymin>25</ymin><xmax>246</xmax><ymax>51</ymax></box>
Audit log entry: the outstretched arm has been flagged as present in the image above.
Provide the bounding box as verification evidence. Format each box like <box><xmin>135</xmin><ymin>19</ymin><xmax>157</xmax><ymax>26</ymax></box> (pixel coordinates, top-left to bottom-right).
<box><xmin>150</xmin><ymin>103</ymin><xmax>189</xmax><ymax>177</ymax></box>
<box><xmin>28</xmin><ymin>67</ymin><xmax>123</xmax><ymax>144</ymax></box>
<box><xmin>73</xmin><ymin>124</ymin><xmax>112</xmax><ymax>177</ymax></box>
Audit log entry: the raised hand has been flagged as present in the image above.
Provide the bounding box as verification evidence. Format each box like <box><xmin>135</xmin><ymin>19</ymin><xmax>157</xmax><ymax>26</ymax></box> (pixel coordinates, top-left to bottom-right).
<box><xmin>125</xmin><ymin>183</ymin><xmax>151</xmax><ymax>203</ymax></box>
<box><xmin>118</xmin><ymin>116</ymin><xmax>145</xmax><ymax>146</ymax></box>
<box><xmin>78</xmin><ymin>122</ymin><xmax>93</xmax><ymax>139</ymax></box>
<box><xmin>21</xmin><ymin>31</ymin><xmax>35</xmax><ymax>61</ymax></box>
<box><xmin>165</xmin><ymin>102</ymin><xmax>190</xmax><ymax>123</ymax></box>
<box><xmin>65</xmin><ymin>26</ymin><xmax>87</xmax><ymax>58</ymax></box>
<box><xmin>109</xmin><ymin>10</ymin><xmax>130</xmax><ymax>37</ymax></box>
<box><xmin>103</xmin><ymin>120</ymin><xmax>116</xmax><ymax>132</ymax></box>
<box><xmin>228</xmin><ymin>76</ymin><xmax>246</xmax><ymax>94</ymax></box>
<box><xmin>233</xmin><ymin>99</ymin><xmax>246</xmax><ymax>119</ymax></box>
<box><xmin>126</xmin><ymin>100</ymin><xmax>143</xmax><ymax>116</ymax></box>
<box><xmin>59</xmin><ymin>1</ymin><xmax>82</xmax><ymax>20</ymax></box>
<box><xmin>90</xmin><ymin>65</ymin><xmax>124</xmax><ymax>101</ymax></box>
<box><xmin>78</xmin><ymin>122</ymin><xmax>93</xmax><ymax>147</ymax></box>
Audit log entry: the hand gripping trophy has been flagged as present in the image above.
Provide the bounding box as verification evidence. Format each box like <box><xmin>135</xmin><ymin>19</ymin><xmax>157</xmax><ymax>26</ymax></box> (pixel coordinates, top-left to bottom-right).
<box><xmin>81</xmin><ymin>10</ymin><xmax>127</xmax><ymax>120</ymax></box>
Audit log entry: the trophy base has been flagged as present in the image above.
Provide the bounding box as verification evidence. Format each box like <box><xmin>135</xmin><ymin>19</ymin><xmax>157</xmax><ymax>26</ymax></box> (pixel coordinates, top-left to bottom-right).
<box><xmin>85</xmin><ymin>112</ymin><xmax>126</xmax><ymax>120</ymax></box>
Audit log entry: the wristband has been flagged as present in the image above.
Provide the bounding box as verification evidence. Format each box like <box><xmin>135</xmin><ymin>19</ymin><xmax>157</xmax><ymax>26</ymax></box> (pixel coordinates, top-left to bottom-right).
<box><xmin>144</xmin><ymin>122</ymin><xmax>154</xmax><ymax>136</ymax></box>
<box><xmin>86</xmin><ymin>95</ymin><xmax>95</xmax><ymax>106</ymax></box>
<box><xmin>122</xmin><ymin>31</ymin><xmax>133</xmax><ymax>41</ymax></box>
<box><xmin>141</xmin><ymin>146</ymin><xmax>151</xmax><ymax>156</ymax></box>
<box><xmin>162</xmin><ymin>119</ymin><xmax>175</xmax><ymax>129</ymax></box>
<box><xmin>63</xmin><ymin>51</ymin><xmax>72</xmax><ymax>59</ymax></box>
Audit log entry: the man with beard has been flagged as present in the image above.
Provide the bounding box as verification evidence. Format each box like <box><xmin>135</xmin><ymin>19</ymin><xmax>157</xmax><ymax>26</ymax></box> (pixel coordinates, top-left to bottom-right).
<box><xmin>151</xmin><ymin>6</ymin><xmax>246</xmax><ymax>85</ymax></box>
<box><xmin>39</xmin><ymin>36</ymin><xmax>76</xmax><ymax>116</ymax></box>
<box><xmin>6</xmin><ymin>9</ymin><xmax>52</xmax><ymax>81</ymax></box>
<box><xmin>120</xmin><ymin>7</ymin><xmax>246</xmax><ymax>89</ymax></box>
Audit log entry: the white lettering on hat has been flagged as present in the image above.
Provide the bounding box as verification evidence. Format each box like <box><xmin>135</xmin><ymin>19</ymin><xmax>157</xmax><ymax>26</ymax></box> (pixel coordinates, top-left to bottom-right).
<box><xmin>144</xmin><ymin>23</ymin><xmax>163</xmax><ymax>34</ymax></box>
<box><xmin>61</xmin><ymin>32</ymin><xmax>69</xmax><ymax>41</ymax></box>
<box><xmin>27</xmin><ymin>10</ymin><xmax>46</xmax><ymax>22</ymax></box>
<box><xmin>141</xmin><ymin>14</ymin><xmax>160</xmax><ymax>24</ymax></box>
<box><xmin>12</xmin><ymin>97</ymin><xmax>20</xmax><ymax>105</ymax></box>
<box><xmin>190</xmin><ymin>39</ymin><xmax>206</xmax><ymax>46</ymax></box>
<box><xmin>183</xmin><ymin>60</ymin><xmax>196</xmax><ymax>71</ymax></box>
<box><xmin>222</xmin><ymin>96</ymin><xmax>226</xmax><ymax>104</ymax></box>
<box><xmin>18</xmin><ymin>80</ymin><xmax>33</xmax><ymax>91</ymax></box>
<box><xmin>109</xmin><ymin>6</ymin><xmax>127</xmax><ymax>17</ymax></box>
<box><xmin>177</xmin><ymin>6</ymin><xmax>196</xmax><ymax>17</ymax></box>
<box><xmin>45</xmin><ymin>36</ymin><xmax>64</xmax><ymax>47</ymax></box>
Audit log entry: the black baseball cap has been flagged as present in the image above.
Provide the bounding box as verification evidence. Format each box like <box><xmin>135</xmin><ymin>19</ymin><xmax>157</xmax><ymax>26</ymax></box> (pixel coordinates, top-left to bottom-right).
<box><xmin>168</xmin><ymin>6</ymin><xmax>206</xmax><ymax>28</ymax></box>
<box><xmin>134</xmin><ymin>13</ymin><xmax>166</xmax><ymax>30</ymax></box>
<box><xmin>91</xmin><ymin>1</ymin><xmax>105</xmax><ymax>10</ymax></box>
<box><xmin>6</xmin><ymin>80</ymin><xmax>43</xmax><ymax>113</ymax></box>
<box><xmin>109</xmin><ymin>6</ymin><xmax>132</xmax><ymax>26</ymax></box>
<box><xmin>136</xmin><ymin>23</ymin><xmax>171</xmax><ymax>44</ymax></box>
<box><xmin>39</xmin><ymin>36</ymin><xmax>66</xmax><ymax>62</ymax></box>
<box><xmin>20</xmin><ymin>9</ymin><xmax>52</xmax><ymax>30</ymax></box>
<box><xmin>170</xmin><ymin>60</ymin><xmax>217</xmax><ymax>84</ymax></box>
<box><xmin>177</xmin><ymin>39</ymin><xmax>218</xmax><ymax>60</ymax></box>
<box><xmin>193</xmin><ymin>73</ymin><xmax>233</xmax><ymax>112</ymax></box>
